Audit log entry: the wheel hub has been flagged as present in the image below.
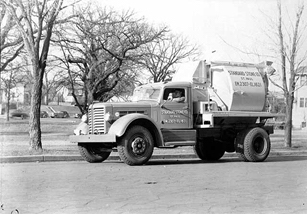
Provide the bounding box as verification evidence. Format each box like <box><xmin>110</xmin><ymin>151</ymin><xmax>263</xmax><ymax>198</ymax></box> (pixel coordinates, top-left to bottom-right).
<box><xmin>253</xmin><ymin>137</ymin><xmax>266</xmax><ymax>155</ymax></box>
<box><xmin>131</xmin><ymin>137</ymin><xmax>146</xmax><ymax>155</ymax></box>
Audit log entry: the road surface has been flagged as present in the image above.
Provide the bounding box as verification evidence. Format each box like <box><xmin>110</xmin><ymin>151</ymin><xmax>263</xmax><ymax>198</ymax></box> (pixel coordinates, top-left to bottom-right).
<box><xmin>1</xmin><ymin>156</ymin><xmax>307</xmax><ymax>214</ymax></box>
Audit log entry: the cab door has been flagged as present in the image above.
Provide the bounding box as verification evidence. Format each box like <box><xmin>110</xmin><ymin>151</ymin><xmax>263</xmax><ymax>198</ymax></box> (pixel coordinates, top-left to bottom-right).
<box><xmin>160</xmin><ymin>87</ymin><xmax>192</xmax><ymax>129</ymax></box>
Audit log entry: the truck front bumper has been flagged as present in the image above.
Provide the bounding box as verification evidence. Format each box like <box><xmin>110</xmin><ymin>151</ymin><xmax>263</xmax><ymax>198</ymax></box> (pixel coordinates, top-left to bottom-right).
<box><xmin>69</xmin><ymin>134</ymin><xmax>116</xmax><ymax>143</ymax></box>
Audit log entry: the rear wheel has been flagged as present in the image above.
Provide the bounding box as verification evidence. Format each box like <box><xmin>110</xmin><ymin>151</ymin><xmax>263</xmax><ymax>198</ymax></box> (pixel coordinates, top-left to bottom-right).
<box><xmin>78</xmin><ymin>143</ymin><xmax>111</xmax><ymax>163</ymax></box>
<box><xmin>194</xmin><ymin>137</ymin><xmax>225</xmax><ymax>161</ymax></box>
<box><xmin>237</xmin><ymin>128</ymin><xmax>271</xmax><ymax>162</ymax></box>
<box><xmin>117</xmin><ymin>126</ymin><xmax>154</xmax><ymax>166</ymax></box>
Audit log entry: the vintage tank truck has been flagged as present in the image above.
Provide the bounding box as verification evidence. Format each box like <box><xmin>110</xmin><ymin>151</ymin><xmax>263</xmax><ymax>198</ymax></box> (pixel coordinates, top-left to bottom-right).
<box><xmin>70</xmin><ymin>60</ymin><xmax>278</xmax><ymax>165</ymax></box>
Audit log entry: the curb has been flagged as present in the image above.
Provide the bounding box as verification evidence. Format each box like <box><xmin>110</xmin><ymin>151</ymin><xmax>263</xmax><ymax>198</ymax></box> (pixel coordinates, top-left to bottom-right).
<box><xmin>0</xmin><ymin>154</ymin><xmax>198</xmax><ymax>163</ymax></box>
<box><xmin>1</xmin><ymin>150</ymin><xmax>307</xmax><ymax>163</ymax></box>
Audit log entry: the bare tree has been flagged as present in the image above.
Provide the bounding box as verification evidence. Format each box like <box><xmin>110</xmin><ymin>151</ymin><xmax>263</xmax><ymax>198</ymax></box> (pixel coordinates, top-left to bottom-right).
<box><xmin>53</xmin><ymin>49</ymin><xmax>87</xmax><ymax>113</ymax></box>
<box><xmin>267</xmin><ymin>1</ymin><xmax>307</xmax><ymax>147</ymax></box>
<box><xmin>0</xmin><ymin>2</ymin><xmax>24</xmax><ymax>107</ymax></box>
<box><xmin>0</xmin><ymin>3</ymin><xmax>24</xmax><ymax>72</ymax></box>
<box><xmin>42</xmin><ymin>62</ymin><xmax>67</xmax><ymax>105</ymax></box>
<box><xmin>1</xmin><ymin>0</ymin><xmax>75</xmax><ymax>154</ymax></box>
<box><xmin>137</xmin><ymin>34</ymin><xmax>200</xmax><ymax>82</ymax></box>
<box><xmin>54</xmin><ymin>6</ymin><xmax>168</xmax><ymax>113</ymax></box>
<box><xmin>221</xmin><ymin>1</ymin><xmax>307</xmax><ymax>148</ymax></box>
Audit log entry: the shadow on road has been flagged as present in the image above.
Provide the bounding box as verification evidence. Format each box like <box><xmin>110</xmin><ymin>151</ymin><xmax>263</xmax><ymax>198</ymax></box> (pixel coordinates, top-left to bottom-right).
<box><xmin>266</xmin><ymin>155</ymin><xmax>307</xmax><ymax>162</ymax></box>
<box><xmin>145</xmin><ymin>155</ymin><xmax>307</xmax><ymax>166</ymax></box>
<box><xmin>146</xmin><ymin>158</ymin><xmax>241</xmax><ymax>166</ymax></box>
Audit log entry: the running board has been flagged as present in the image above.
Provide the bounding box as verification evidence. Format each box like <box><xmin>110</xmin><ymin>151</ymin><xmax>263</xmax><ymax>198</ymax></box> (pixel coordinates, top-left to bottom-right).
<box><xmin>164</xmin><ymin>141</ymin><xmax>196</xmax><ymax>146</ymax></box>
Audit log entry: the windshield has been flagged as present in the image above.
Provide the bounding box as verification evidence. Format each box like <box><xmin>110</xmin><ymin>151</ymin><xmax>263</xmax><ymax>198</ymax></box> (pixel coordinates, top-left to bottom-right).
<box><xmin>131</xmin><ymin>86</ymin><xmax>161</xmax><ymax>102</ymax></box>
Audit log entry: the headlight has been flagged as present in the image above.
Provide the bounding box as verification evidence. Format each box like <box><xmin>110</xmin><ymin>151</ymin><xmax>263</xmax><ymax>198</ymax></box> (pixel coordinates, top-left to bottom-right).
<box><xmin>104</xmin><ymin>112</ymin><xmax>111</xmax><ymax>121</ymax></box>
<box><xmin>81</xmin><ymin>114</ymin><xmax>88</xmax><ymax>123</ymax></box>
<box><xmin>114</xmin><ymin>111</ymin><xmax>120</xmax><ymax>117</ymax></box>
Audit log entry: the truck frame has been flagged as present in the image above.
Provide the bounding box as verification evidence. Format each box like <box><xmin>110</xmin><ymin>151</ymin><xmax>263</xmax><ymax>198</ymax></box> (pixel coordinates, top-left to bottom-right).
<box><xmin>70</xmin><ymin>60</ymin><xmax>278</xmax><ymax>165</ymax></box>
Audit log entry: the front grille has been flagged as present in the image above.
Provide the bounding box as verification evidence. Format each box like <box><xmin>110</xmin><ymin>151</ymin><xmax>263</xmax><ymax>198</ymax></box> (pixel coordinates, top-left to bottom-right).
<box><xmin>88</xmin><ymin>107</ymin><xmax>105</xmax><ymax>134</ymax></box>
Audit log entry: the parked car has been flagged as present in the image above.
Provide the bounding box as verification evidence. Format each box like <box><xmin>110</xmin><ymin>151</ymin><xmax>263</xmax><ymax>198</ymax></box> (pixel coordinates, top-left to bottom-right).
<box><xmin>10</xmin><ymin>110</ymin><xmax>29</xmax><ymax>119</ymax></box>
<box><xmin>50</xmin><ymin>111</ymin><xmax>69</xmax><ymax>118</ymax></box>
<box><xmin>61</xmin><ymin>111</ymin><xmax>70</xmax><ymax>118</ymax></box>
<box><xmin>40</xmin><ymin>111</ymin><xmax>49</xmax><ymax>118</ymax></box>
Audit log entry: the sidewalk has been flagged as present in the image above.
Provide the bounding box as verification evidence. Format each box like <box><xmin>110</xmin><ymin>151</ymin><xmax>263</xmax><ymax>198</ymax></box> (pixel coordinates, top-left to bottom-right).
<box><xmin>1</xmin><ymin>147</ymin><xmax>307</xmax><ymax>163</ymax></box>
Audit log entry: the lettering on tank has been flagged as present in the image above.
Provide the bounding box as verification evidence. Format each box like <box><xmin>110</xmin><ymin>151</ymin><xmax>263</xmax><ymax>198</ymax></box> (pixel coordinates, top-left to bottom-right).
<box><xmin>228</xmin><ymin>70</ymin><xmax>262</xmax><ymax>87</ymax></box>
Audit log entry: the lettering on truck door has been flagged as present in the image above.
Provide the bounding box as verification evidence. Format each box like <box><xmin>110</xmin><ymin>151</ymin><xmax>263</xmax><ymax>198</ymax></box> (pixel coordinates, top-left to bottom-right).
<box><xmin>160</xmin><ymin>87</ymin><xmax>191</xmax><ymax>129</ymax></box>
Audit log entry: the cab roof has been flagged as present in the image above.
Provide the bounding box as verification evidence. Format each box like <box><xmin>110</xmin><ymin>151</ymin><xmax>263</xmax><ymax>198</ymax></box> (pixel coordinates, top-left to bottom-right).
<box><xmin>140</xmin><ymin>81</ymin><xmax>192</xmax><ymax>88</ymax></box>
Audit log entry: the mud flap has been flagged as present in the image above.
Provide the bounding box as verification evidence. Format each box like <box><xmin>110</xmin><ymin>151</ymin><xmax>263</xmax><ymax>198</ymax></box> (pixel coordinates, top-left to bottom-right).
<box><xmin>235</xmin><ymin>140</ymin><xmax>244</xmax><ymax>154</ymax></box>
<box><xmin>235</xmin><ymin>130</ymin><xmax>247</xmax><ymax>154</ymax></box>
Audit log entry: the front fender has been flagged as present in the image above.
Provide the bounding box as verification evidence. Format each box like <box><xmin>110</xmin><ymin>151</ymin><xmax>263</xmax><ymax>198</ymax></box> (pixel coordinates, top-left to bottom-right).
<box><xmin>108</xmin><ymin>113</ymin><xmax>164</xmax><ymax>146</ymax></box>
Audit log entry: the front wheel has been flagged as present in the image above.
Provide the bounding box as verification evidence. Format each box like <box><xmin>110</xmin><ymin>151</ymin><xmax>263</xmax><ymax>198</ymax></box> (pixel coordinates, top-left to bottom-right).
<box><xmin>117</xmin><ymin>126</ymin><xmax>154</xmax><ymax>166</ymax></box>
<box><xmin>78</xmin><ymin>143</ymin><xmax>111</xmax><ymax>163</ymax></box>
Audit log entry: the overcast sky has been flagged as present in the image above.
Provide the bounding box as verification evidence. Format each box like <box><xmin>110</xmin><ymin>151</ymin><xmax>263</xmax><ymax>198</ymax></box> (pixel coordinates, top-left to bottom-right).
<box><xmin>94</xmin><ymin>0</ymin><xmax>306</xmax><ymax>65</ymax></box>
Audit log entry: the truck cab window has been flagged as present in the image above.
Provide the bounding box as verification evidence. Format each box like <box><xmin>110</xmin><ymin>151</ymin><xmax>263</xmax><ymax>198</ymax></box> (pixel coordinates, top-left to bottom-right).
<box><xmin>132</xmin><ymin>86</ymin><xmax>161</xmax><ymax>102</ymax></box>
<box><xmin>164</xmin><ymin>88</ymin><xmax>185</xmax><ymax>103</ymax></box>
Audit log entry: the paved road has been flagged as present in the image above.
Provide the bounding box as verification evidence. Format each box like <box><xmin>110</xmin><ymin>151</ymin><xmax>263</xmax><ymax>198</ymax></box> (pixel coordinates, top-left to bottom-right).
<box><xmin>1</xmin><ymin>156</ymin><xmax>307</xmax><ymax>214</ymax></box>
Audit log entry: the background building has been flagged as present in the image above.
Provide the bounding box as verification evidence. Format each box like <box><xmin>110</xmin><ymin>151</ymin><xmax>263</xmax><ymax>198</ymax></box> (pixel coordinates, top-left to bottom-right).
<box><xmin>293</xmin><ymin>66</ymin><xmax>307</xmax><ymax>129</ymax></box>
<box><xmin>0</xmin><ymin>82</ymin><xmax>31</xmax><ymax>114</ymax></box>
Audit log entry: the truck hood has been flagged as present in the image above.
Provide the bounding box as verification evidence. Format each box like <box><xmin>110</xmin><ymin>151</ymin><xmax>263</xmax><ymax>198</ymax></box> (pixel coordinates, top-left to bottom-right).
<box><xmin>91</xmin><ymin>101</ymin><xmax>158</xmax><ymax>118</ymax></box>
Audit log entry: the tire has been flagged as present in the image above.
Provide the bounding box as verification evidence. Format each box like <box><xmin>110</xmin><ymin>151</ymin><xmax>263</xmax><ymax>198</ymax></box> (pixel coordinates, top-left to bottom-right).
<box><xmin>193</xmin><ymin>137</ymin><xmax>225</xmax><ymax>161</ymax></box>
<box><xmin>78</xmin><ymin>143</ymin><xmax>111</xmax><ymax>163</ymax></box>
<box><xmin>241</xmin><ymin>128</ymin><xmax>271</xmax><ymax>162</ymax></box>
<box><xmin>193</xmin><ymin>138</ymin><xmax>207</xmax><ymax>160</ymax></box>
<box><xmin>117</xmin><ymin>126</ymin><xmax>154</xmax><ymax>166</ymax></box>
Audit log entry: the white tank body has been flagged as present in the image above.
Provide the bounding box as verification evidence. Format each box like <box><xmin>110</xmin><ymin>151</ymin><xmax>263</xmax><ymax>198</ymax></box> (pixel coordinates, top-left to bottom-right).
<box><xmin>211</xmin><ymin>65</ymin><xmax>265</xmax><ymax>111</ymax></box>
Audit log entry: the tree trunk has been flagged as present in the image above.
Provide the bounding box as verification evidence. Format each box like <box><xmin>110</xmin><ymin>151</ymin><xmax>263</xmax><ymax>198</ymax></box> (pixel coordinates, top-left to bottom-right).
<box><xmin>5</xmin><ymin>86</ymin><xmax>10</xmax><ymax>121</ymax></box>
<box><xmin>29</xmin><ymin>68</ymin><xmax>43</xmax><ymax>154</ymax></box>
<box><xmin>284</xmin><ymin>95</ymin><xmax>293</xmax><ymax>147</ymax></box>
<box><xmin>46</xmin><ymin>92</ymin><xmax>49</xmax><ymax>105</ymax></box>
<box><xmin>87</xmin><ymin>89</ymin><xmax>94</xmax><ymax>106</ymax></box>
